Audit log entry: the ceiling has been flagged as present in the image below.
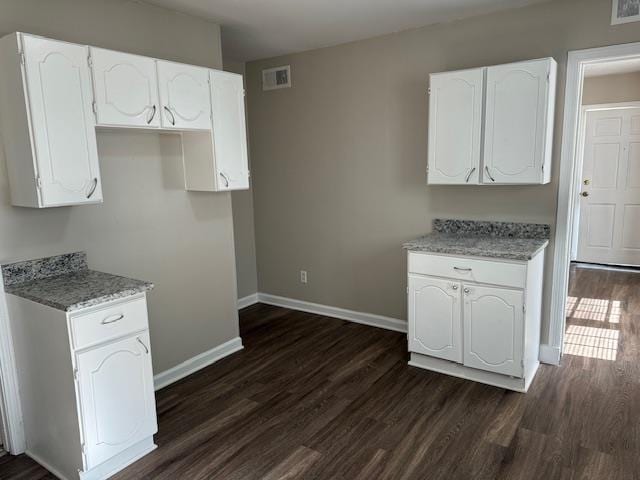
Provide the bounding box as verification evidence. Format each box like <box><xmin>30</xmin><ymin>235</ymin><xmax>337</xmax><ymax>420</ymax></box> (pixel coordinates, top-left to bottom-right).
<box><xmin>144</xmin><ymin>0</ymin><xmax>551</xmax><ymax>62</ymax></box>
<box><xmin>584</xmin><ymin>57</ymin><xmax>640</xmax><ymax>77</ymax></box>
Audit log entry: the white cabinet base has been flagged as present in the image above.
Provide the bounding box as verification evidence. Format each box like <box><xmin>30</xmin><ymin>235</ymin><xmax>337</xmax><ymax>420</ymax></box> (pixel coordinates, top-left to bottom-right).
<box><xmin>409</xmin><ymin>352</ymin><xmax>540</xmax><ymax>393</ymax></box>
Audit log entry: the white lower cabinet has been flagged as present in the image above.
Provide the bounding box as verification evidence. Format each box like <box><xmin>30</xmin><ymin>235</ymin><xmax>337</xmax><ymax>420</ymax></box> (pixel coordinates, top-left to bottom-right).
<box><xmin>407</xmin><ymin>251</ymin><xmax>544</xmax><ymax>392</ymax></box>
<box><xmin>6</xmin><ymin>293</ymin><xmax>158</xmax><ymax>480</ymax></box>
<box><xmin>77</xmin><ymin>332</ymin><xmax>157</xmax><ymax>470</ymax></box>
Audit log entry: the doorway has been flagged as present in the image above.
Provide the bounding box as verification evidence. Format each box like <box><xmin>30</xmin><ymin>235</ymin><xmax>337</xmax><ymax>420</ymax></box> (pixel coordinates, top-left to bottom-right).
<box><xmin>549</xmin><ymin>41</ymin><xmax>640</xmax><ymax>364</ymax></box>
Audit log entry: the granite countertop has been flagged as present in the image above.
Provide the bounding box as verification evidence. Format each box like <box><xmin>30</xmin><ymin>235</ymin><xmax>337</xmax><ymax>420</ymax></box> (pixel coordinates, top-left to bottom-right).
<box><xmin>404</xmin><ymin>219</ymin><xmax>550</xmax><ymax>261</ymax></box>
<box><xmin>2</xmin><ymin>252</ymin><xmax>153</xmax><ymax>312</ymax></box>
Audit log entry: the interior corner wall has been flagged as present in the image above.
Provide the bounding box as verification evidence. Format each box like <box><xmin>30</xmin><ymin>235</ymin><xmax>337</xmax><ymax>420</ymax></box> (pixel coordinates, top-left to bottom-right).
<box><xmin>0</xmin><ymin>0</ymin><xmax>239</xmax><ymax>374</ymax></box>
<box><xmin>245</xmin><ymin>0</ymin><xmax>640</xmax><ymax>344</ymax></box>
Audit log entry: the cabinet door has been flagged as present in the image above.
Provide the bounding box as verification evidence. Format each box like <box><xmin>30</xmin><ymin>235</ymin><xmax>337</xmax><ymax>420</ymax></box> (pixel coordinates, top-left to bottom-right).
<box><xmin>76</xmin><ymin>333</ymin><xmax>157</xmax><ymax>469</ymax></box>
<box><xmin>157</xmin><ymin>61</ymin><xmax>211</xmax><ymax>130</ymax></box>
<box><xmin>21</xmin><ymin>35</ymin><xmax>102</xmax><ymax>206</ymax></box>
<box><xmin>483</xmin><ymin>59</ymin><xmax>553</xmax><ymax>184</ymax></box>
<box><xmin>90</xmin><ymin>48</ymin><xmax>160</xmax><ymax>128</ymax></box>
<box><xmin>408</xmin><ymin>275</ymin><xmax>462</xmax><ymax>362</ymax></box>
<box><xmin>210</xmin><ymin>70</ymin><xmax>249</xmax><ymax>190</ymax></box>
<box><xmin>427</xmin><ymin>68</ymin><xmax>483</xmax><ymax>185</ymax></box>
<box><xmin>463</xmin><ymin>284</ymin><xmax>524</xmax><ymax>377</ymax></box>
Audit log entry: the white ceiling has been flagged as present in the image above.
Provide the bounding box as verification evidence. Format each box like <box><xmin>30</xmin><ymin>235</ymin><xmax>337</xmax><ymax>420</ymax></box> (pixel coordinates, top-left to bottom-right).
<box><xmin>144</xmin><ymin>0</ymin><xmax>551</xmax><ymax>62</ymax></box>
<box><xmin>584</xmin><ymin>57</ymin><xmax>640</xmax><ymax>77</ymax></box>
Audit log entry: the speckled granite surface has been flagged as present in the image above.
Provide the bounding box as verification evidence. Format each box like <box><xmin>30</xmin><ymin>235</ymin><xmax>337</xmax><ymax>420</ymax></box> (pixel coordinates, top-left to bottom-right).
<box><xmin>2</xmin><ymin>253</ymin><xmax>153</xmax><ymax>312</ymax></box>
<box><xmin>404</xmin><ymin>220</ymin><xmax>550</xmax><ymax>261</ymax></box>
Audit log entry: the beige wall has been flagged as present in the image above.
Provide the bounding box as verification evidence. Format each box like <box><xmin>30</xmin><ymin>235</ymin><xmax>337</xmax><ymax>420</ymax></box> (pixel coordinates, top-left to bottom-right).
<box><xmin>582</xmin><ymin>71</ymin><xmax>640</xmax><ymax>104</ymax></box>
<box><xmin>224</xmin><ymin>59</ymin><xmax>258</xmax><ymax>300</ymax></box>
<box><xmin>246</xmin><ymin>0</ymin><xmax>640</xmax><ymax>344</ymax></box>
<box><xmin>0</xmin><ymin>0</ymin><xmax>238</xmax><ymax>373</ymax></box>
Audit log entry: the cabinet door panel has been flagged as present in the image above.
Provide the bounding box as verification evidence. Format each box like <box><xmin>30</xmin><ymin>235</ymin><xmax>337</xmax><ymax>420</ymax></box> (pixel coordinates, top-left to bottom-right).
<box><xmin>408</xmin><ymin>275</ymin><xmax>462</xmax><ymax>362</ymax></box>
<box><xmin>463</xmin><ymin>285</ymin><xmax>524</xmax><ymax>377</ymax></box>
<box><xmin>210</xmin><ymin>70</ymin><xmax>249</xmax><ymax>190</ymax></box>
<box><xmin>157</xmin><ymin>61</ymin><xmax>211</xmax><ymax>130</ymax></box>
<box><xmin>483</xmin><ymin>59</ymin><xmax>551</xmax><ymax>184</ymax></box>
<box><xmin>91</xmin><ymin>48</ymin><xmax>159</xmax><ymax>128</ymax></box>
<box><xmin>77</xmin><ymin>333</ymin><xmax>157</xmax><ymax>469</ymax></box>
<box><xmin>22</xmin><ymin>35</ymin><xmax>102</xmax><ymax>206</ymax></box>
<box><xmin>428</xmin><ymin>68</ymin><xmax>483</xmax><ymax>184</ymax></box>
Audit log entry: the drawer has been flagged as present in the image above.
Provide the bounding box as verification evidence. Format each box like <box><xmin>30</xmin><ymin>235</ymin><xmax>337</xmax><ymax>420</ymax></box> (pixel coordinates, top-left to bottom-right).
<box><xmin>408</xmin><ymin>252</ymin><xmax>526</xmax><ymax>288</ymax></box>
<box><xmin>70</xmin><ymin>296</ymin><xmax>149</xmax><ymax>350</ymax></box>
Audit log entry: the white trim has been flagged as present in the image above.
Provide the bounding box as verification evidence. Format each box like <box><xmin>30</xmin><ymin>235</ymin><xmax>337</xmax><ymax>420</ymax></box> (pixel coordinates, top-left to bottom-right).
<box><xmin>550</xmin><ymin>41</ymin><xmax>640</xmax><ymax>360</ymax></box>
<box><xmin>0</xmin><ymin>280</ymin><xmax>26</xmax><ymax>454</ymax></box>
<box><xmin>237</xmin><ymin>293</ymin><xmax>259</xmax><ymax>309</ymax></box>
<box><xmin>153</xmin><ymin>337</ymin><xmax>243</xmax><ymax>391</ymax></box>
<box><xmin>257</xmin><ymin>293</ymin><xmax>407</xmax><ymax>333</ymax></box>
<box><xmin>539</xmin><ymin>344</ymin><xmax>561</xmax><ymax>365</ymax></box>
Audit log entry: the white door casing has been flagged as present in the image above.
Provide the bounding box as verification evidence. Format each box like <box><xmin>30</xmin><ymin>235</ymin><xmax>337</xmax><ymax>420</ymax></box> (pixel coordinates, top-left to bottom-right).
<box><xmin>577</xmin><ymin>107</ymin><xmax>640</xmax><ymax>265</ymax></box>
<box><xmin>483</xmin><ymin>59</ymin><xmax>551</xmax><ymax>184</ymax></box>
<box><xmin>408</xmin><ymin>275</ymin><xmax>463</xmax><ymax>363</ymax></box>
<box><xmin>90</xmin><ymin>48</ymin><xmax>160</xmax><ymax>128</ymax></box>
<box><xmin>463</xmin><ymin>284</ymin><xmax>524</xmax><ymax>377</ymax></box>
<box><xmin>427</xmin><ymin>68</ymin><xmax>484</xmax><ymax>184</ymax></box>
<box><xmin>157</xmin><ymin>61</ymin><xmax>211</xmax><ymax>130</ymax></box>
<box><xmin>21</xmin><ymin>35</ymin><xmax>102</xmax><ymax>206</ymax></box>
<box><xmin>76</xmin><ymin>333</ymin><xmax>157</xmax><ymax>469</ymax></box>
<box><xmin>210</xmin><ymin>70</ymin><xmax>249</xmax><ymax>190</ymax></box>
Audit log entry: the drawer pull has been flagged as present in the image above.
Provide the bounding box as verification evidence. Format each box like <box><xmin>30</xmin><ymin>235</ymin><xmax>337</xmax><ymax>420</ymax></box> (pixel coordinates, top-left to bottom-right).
<box><xmin>101</xmin><ymin>314</ymin><xmax>124</xmax><ymax>325</ymax></box>
<box><xmin>453</xmin><ymin>267</ymin><xmax>472</xmax><ymax>272</ymax></box>
<box><xmin>136</xmin><ymin>336</ymin><xmax>149</xmax><ymax>354</ymax></box>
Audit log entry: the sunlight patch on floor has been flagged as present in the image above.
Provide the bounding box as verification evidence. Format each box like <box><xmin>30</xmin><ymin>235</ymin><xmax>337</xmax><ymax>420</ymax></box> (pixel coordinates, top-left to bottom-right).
<box><xmin>564</xmin><ymin>324</ymin><xmax>619</xmax><ymax>360</ymax></box>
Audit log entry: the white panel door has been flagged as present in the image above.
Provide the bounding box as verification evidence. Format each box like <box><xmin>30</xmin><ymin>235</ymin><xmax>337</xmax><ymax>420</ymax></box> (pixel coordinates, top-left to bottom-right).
<box><xmin>90</xmin><ymin>48</ymin><xmax>160</xmax><ymax>128</ymax></box>
<box><xmin>210</xmin><ymin>70</ymin><xmax>249</xmax><ymax>190</ymax></box>
<box><xmin>408</xmin><ymin>275</ymin><xmax>462</xmax><ymax>363</ymax></box>
<box><xmin>577</xmin><ymin>107</ymin><xmax>640</xmax><ymax>266</ymax></box>
<box><xmin>157</xmin><ymin>60</ymin><xmax>211</xmax><ymax>130</ymax></box>
<box><xmin>427</xmin><ymin>68</ymin><xmax>484</xmax><ymax>185</ymax></box>
<box><xmin>463</xmin><ymin>284</ymin><xmax>524</xmax><ymax>377</ymax></box>
<box><xmin>76</xmin><ymin>333</ymin><xmax>157</xmax><ymax>469</ymax></box>
<box><xmin>21</xmin><ymin>35</ymin><xmax>102</xmax><ymax>206</ymax></box>
<box><xmin>483</xmin><ymin>59</ymin><xmax>552</xmax><ymax>184</ymax></box>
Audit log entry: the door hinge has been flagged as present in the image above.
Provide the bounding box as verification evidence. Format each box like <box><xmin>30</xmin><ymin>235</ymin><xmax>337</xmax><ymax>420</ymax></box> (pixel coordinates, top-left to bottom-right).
<box><xmin>243</xmin><ymin>89</ymin><xmax>246</xmax><ymax>97</ymax></box>
<box><xmin>19</xmin><ymin>51</ymin><xmax>25</xmax><ymax>66</ymax></box>
<box><xmin>92</xmin><ymin>100</ymin><xmax>97</xmax><ymax>116</ymax></box>
<box><xmin>36</xmin><ymin>176</ymin><xmax>42</xmax><ymax>189</ymax></box>
<box><xmin>427</xmin><ymin>87</ymin><xmax>431</xmax><ymax>95</ymax></box>
<box><xmin>547</xmin><ymin>71</ymin><xmax>550</xmax><ymax>82</ymax></box>
<box><xmin>87</xmin><ymin>55</ymin><xmax>93</xmax><ymax>68</ymax></box>
<box><xmin>81</xmin><ymin>443</ymin><xmax>86</xmax><ymax>454</ymax></box>
<box><xmin>523</xmin><ymin>305</ymin><xmax>526</xmax><ymax>313</ymax></box>
<box><xmin>406</xmin><ymin>286</ymin><xmax>409</xmax><ymax>294</ymax></box>
<box><xmin>73</xmin><ymin>368</ymin><xmax>78</xmax><ymax>380</ymax></box>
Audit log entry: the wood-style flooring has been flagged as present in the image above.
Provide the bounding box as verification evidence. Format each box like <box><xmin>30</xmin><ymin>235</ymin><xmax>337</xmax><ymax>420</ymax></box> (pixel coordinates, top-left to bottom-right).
<box><xmin>2</xmin><ymin>264</ymin><xmax>639</xmax><ymax>479</ymax></box>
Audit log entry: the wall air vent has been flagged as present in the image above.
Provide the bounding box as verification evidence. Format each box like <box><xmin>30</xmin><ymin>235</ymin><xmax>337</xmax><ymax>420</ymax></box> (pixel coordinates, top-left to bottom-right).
<box><xmin>262</xmin><ymin>65</ymin><xmax>291</xmax><ymax>91</ymax></box>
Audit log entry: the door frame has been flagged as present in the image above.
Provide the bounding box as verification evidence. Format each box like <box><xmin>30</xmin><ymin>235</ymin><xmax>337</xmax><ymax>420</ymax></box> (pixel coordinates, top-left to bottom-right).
<box><xmin>569</xmin><ymin>101</ymin><xmax>640</xmax><ymax>261</ymax></box>
<box><xmin>0</xmin><ymin>281</ymin><xmax>26</xmax><ymax>454</ymax></box>
<box><xmin>548</xmin><ymin>41</ymin><xmax>640</xmax><ymax>365</ymax></box>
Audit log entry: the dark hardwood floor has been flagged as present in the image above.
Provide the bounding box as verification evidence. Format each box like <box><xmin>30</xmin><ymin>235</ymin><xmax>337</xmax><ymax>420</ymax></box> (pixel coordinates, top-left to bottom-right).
<box><xmin>2</xmin><ymin>264</ymin><xmax>640</xmax><ymax>479</ymax></box>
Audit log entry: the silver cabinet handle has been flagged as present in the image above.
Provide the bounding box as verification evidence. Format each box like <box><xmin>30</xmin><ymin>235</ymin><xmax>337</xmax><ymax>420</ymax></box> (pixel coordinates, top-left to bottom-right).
<box><xmin>465</xmin><ymin>167</ymin><xmax>476</xmax><ymax>183</ymax></box>
<box><xmin>136</xmin><ymin>336</ymin><xmax>149</xmax><ymax>354</ymax></box>
<box><xmin>146</xmin><ymin>105</ymin><xmax>157</xmax><ymax>124</ymax></box>
<box><xmin>464</xmin><ymin>288</ymin><xmax>471</xmax><ymax>294</ymax></box>
<box><xmin>163</xmin><ymin>106</ymin><xmax>176</xmax><ymax>126</ymax></box>
<box><xmin>451</xmin><ymin>284</ymin><xmax>459</xmax><ymax>290</ymax></box>
<box><xmin>453</xmin><ymin>267</ymin><xmax>472</xmax><ymax>272</ymax></box>
<box><xmin>485</xmin><ymin>166</ymin><xmax>496</xmax><ymax>182</ymax></box>
<box><xmin>87</xmin><ymin>178</ymin><xmax>98</xmax><ymax>199</ymax></box>
<box><xmin>101</xmin><ymin>313</ymin><xmax>124</xmax><ymax>325</ymax></box>
<box><xmin>220</xmin><ymin>172</ymin><xmax>230</xmax><ymax>188</ymax></box>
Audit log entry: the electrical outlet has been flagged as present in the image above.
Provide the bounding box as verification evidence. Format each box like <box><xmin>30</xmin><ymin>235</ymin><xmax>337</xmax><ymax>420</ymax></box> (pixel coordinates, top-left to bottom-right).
<box><xmin>300</xmin><ymin>270</ymin><xmax>308</xmax><ymax>284</ymax></box>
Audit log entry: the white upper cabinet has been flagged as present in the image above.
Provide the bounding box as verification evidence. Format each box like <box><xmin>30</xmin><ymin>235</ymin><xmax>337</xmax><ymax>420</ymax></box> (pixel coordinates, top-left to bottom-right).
<box><xmin>90</xmin><ymin>48</ymin><xmax>160</xmax><ymax>128</ymax></box>
<box><xmin>483</xmin><ymin>59</ymin><xmax>556</xmax><ymax>184</ymax></box>
<box><xmin>426</xmin><ymin>58</ymin><xmax>556</xmax><ymax>186</ymax></box>
<box><xmin>0</xmin><ymin>33</ymin><xmax>102</xmax><ymax>207</ymax></box>
<box><xmin>408</xmin><ymin>274</ymin><xmax>462</xmax><ymax>363</ymax></box>
<box><xmin>462</xmin><ymin>284</ymin><xmax>524</xmax><ymax>377</ymax></box>
<box><xmin>427</xmin><ymin>68</ymin><xmax>483</xmax><ymax>185</ymax></box>
<box><xmin>157</xmin><ymin>60</ymin><xmax>211</xmax><ymax>131</ymax></box>
<box><xmin>210</xmin><ymin>70</ymin><xmax>249</xmax><ymax>191</ymax></box>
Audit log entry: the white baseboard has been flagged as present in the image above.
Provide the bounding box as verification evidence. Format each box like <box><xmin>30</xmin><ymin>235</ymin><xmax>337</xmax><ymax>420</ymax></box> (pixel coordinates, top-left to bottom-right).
<box><xmin>237</xmin><ymin>293</ymin><xmax>259</xmax><ymax>309</ymax></box>
<box><xmin>257</xmin><ymin>293</ymin><xmax>407</xmax><ymax>333</ymax></box>
<box><xmin>539</xmin><ymin>344</ymin><xmax>561</xmax><ymax>365</ymax></box>
<box><xmin>153</xmin><ymin>337</ymin><xmax>243</xmax><ymax>391</ymax></box>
